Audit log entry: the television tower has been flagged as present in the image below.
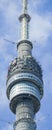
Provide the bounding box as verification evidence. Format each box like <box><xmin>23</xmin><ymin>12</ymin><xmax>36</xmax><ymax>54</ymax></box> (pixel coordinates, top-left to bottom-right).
<box><xmin>6</xmin><ymin>0</ymin><xmax>44</xmax><ymax>130</ymax></box>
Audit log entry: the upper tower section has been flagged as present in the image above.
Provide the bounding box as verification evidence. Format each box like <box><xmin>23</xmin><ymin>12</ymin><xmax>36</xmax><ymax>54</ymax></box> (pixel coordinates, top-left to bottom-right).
<box><xmin>17</xmin><ymin>0</ymin><xmax>33</xmax><ymax>58</ymax></box>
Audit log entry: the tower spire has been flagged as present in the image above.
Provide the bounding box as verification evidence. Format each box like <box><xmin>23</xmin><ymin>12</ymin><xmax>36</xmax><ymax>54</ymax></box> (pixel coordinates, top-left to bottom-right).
<box><xmin>22</xmin><ymin>0</ymin><xmax>28</xmax><ymax>14</ymax></box>
<box><xmin>19</xmin><ymin>0</ymin><xmax>31</xmax><ymax>40</ymax></box>
<box><xmin>17</xmin><ymin>0</ymin><xmax>32</xmax><ymax>58</ymax></box>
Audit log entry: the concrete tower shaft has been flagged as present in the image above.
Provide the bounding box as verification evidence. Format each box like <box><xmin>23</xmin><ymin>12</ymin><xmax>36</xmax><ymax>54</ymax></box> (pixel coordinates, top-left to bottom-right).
<box><xmin>6</xmin><ymin>0</ymin><xmax>44</xmax><ymax>130</ymax></box>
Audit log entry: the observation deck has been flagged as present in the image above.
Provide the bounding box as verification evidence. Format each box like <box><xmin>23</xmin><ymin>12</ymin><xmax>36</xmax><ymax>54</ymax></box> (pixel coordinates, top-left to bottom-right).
<box><xmin>6</xmin><ymin>56</ymin><xmax>43</xmax><ymax>114</ymax></box>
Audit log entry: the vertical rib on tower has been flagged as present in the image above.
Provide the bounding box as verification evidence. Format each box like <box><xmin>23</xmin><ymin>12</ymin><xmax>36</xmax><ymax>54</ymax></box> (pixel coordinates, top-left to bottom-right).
<box><xmin>6</xmin><ymin>0</ymin><xmax>44</xmax><ymax>130</ymax></box>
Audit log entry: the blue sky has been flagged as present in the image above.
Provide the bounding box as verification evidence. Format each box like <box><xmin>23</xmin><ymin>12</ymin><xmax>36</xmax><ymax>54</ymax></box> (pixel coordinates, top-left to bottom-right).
<box><xmin>0</xmin><ymin>0</ymin><xmax>52</xmax><ymax>130</ymax></box>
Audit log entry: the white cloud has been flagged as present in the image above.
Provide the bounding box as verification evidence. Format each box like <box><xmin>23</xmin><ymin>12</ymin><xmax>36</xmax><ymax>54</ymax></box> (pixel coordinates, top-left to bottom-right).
<box><xmin>0</xmin><ymin>37</ymin><xmax>7</xmax><ymax>53</ymax></box>
<box><xmin>0</xmin><ymin>36</ymin><xmax>16</xmax><ymax>63</ymax></box>
<box><xmin>31</xmin><ymin>0</ymin><xmax>46</xmax><ymax>7</ymax></box>
<box><xmin>30</xmin><ymin>13</ymin><xmax>52</xmax><ymax>44</ymax></box>
<box><xmin>0</xmin><ymin>0</ymin><xmax>19</xmax><ymax>34</ymax></box>
<box><xmin>36</xmin><ymin>111</ymin><xmax>46</xmax><ymax>122</ymax></box>
<box><xmin>4</xmin><ymin>2</ymin><xmax>18</xmax><ymax>24</ymax></box>
<box><xmin>2</xmin><ymin>124</ymin><xmax>13</xmax><ymax>130</ymax></box>
<box><xmin>0</xmin><ymin>86</ymin><xmax>8</xmax><ymax>109</ymax></box>
<box><xmin>0</xmin><ymin>0</ymin><xmax>8</xmax><ymax>10</ymax></box>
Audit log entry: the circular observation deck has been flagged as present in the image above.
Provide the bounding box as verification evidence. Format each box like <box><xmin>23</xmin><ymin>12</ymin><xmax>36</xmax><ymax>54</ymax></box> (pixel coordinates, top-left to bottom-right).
<box><xmin>6</xmin><ymin>56</ymin><xmax>43</xmax><ymax>113</ymax></box>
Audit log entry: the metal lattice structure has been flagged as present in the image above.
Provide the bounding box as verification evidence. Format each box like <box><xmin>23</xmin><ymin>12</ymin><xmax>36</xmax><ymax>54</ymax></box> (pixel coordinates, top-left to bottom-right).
<box><xmin>6</xmin><ymin>0</ymin><xmax>44</xmax><ymax>130</ymax></box>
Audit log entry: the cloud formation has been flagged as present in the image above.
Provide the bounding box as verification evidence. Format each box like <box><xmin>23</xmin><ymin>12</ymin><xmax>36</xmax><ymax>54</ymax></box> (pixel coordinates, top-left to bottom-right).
<box><xmin>30</xmin><ymin>13</ymin><xmax>52</xmax><ymax>44</ymax></box>
<box><xmin>1</xmin><ymin>124</ymin><xmax>13</xmax><ymax>130</ymax></box>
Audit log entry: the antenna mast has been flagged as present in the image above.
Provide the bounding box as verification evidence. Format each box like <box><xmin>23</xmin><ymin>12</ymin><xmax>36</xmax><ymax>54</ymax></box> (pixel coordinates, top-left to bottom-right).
<box><xmin>19</xmin><ymin>0</ymin><xmax>31</xmax><ymax>40</ymax></box>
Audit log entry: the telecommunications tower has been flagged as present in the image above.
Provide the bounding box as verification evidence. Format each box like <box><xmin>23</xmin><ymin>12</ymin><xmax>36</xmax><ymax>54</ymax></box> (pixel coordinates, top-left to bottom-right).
<box><xmin>6</xmin><ymin>0</ymin><xmax>44</xmax><ymax>130</ymax></box>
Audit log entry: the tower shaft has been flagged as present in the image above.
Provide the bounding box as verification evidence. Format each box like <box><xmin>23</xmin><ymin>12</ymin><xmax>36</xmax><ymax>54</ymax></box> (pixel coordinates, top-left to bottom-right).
<box><xmin>21</xmin><ymin>15</ymin><xmax>29</xmax><ymax>39</ymax></box>
<box><xmin>19</xmin><ymin>0</ymin><xmax>30</xmax><ymax>40</ymax></box>
<box><xmin>22</xmin><ymin>0</ymin><xmax>28</xmax><ymax>13</ymax></box>
<box><xmin>14</xmin><ymin>100</ymin><xmax>36</xmax><ymax>130</ymax></box>
<box><xmin>21</xmin><ymin>0</ymin><xmax>28</xmax><ymax>40</ymax></box>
